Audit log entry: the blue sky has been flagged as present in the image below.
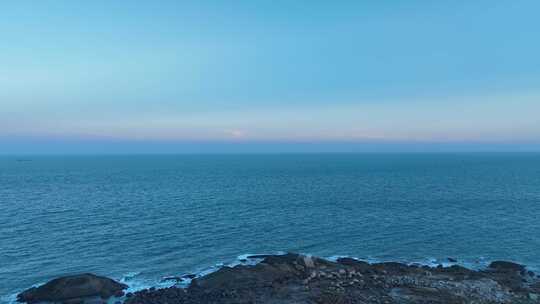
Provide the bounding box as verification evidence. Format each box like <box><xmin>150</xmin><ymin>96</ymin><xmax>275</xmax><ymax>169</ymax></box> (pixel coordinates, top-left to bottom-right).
<box><xmin>1</xmin><ymin>1</ymin><xmax>539</xmax><ymax>153</ymax></box>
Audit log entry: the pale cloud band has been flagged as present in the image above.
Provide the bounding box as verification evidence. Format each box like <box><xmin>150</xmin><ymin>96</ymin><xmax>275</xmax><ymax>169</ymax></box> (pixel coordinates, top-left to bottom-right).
<box><xmin>2</xmin><ymin>91</ymin><xmax>539</xmax><ymax>143</ymax></box>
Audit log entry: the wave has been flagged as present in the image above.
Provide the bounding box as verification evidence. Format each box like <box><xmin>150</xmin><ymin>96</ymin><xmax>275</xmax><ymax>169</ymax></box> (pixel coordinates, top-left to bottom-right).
<box><xmin>4</xmin><ymin>252</ymin><xmax>537</xmax><ymax>304</ymax></box>
<box><xmin>1</xmin><ymin>293</ymin><xmax>17</xmax><ymax>304</ymax></box>
<box><xmin>325</xmin><ymin>254</ymin><xmax>492</xmax><ymax>270</ymax></box>
<box><xmin>110</xmin><ymin>252</ymin><xmax>287</xmax><ymax>296</ymax></box>
<box><xmin>2</xmin><ymin>281</ymin><xmax>44</xmax><ymax>304</ymax></box>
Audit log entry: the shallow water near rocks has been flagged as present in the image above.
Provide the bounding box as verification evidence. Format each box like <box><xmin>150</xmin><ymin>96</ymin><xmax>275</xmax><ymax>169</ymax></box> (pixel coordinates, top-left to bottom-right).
<box><xmin>1</xmin><ymin>153</ymin><xmax>540</xmax><ymax>302</ymax></box>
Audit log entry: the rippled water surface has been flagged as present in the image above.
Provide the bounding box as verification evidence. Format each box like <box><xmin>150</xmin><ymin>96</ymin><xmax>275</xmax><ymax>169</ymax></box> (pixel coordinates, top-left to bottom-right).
<box><xmin>1</xmin><ymin>153</ymin><xmax>540</xmax><ymax>301</ymax></box>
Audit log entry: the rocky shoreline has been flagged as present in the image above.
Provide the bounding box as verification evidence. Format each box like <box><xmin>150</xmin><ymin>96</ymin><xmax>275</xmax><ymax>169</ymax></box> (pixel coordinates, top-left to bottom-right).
<box><xmin>17</xmin><ymin>253</ymin><xmax>540</xmax><ymax>304</ymax></box>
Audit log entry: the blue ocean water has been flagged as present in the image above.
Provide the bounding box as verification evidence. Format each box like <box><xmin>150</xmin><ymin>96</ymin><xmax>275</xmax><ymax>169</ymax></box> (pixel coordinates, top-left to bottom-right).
<box><xmin>1</xmin><ymin>153</ymin><xmax>540</xmax><ymax>302</ymax></box>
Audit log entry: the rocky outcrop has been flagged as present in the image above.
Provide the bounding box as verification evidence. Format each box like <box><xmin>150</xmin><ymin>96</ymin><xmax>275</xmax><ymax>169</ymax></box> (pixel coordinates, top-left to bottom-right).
<box><xmin>17</xmin><ymin>273</ymin><xmax>127</xmax><ymax>304</ymax></box>
<box><xmin>124</xmin><ymin>253</ymin><xmax>540</xmax><ymax>304</ymax></box>
<box><xmin>18</xmin><ymin>254</ymin><xmax>540</xmax><ymax>304</ymax></box>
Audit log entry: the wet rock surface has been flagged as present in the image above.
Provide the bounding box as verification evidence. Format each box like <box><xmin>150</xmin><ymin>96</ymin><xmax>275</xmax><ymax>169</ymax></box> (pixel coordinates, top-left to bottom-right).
<box><xmin>17</xmin><ymin>273</ymin><xmax>127</xmax><ymax>304</ymax></box>
<box><xmin>123</xmin><ymin>253</ymin><xmax>540</xmax><ymax>304</ymax></box>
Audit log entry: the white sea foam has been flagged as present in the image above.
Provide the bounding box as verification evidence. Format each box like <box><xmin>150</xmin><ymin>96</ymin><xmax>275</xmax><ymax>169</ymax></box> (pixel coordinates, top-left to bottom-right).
<box><xmin>6</xmin><ymin>253</ymin><xmax>536</xmax><ymax>304</ymax></box>
<box><xmin>325</xmin><ymin>254</ymin><xmax>379</xmax><ymax>264</ymax></box>
<box><xmin>324</xmin><ymin>254</ymin><xmax>501</xmax><ymax>271</ymax></box>
<box><xmin>2</xmin><ymin>280</ymin><xmax>47</xmax><ymax>304</ymax></box>
<box><xmin>1</xmin><ymin>292</ymin><xmax>17</xmax><ymax>304</ymax></box>
<box><xmin>118</xmin><ymin>271</ymin><xmax>178</xmax><ymax>293</ymax></box>
<box><xmin>234</xmin><ymin>252</ymin><xmax>285</xmax><ymax>266</ymax></box>
<box><xmin>326</xmin><ymin>255</ymin><xmax>349</xmax><ymax>262</ymax></box>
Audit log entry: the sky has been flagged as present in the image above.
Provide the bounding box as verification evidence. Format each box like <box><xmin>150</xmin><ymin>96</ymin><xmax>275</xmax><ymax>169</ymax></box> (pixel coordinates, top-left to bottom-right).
<box><xmin>1</xmin><ymin>1</ymin><xmax>540</xmax><ymax>153</ymax></box>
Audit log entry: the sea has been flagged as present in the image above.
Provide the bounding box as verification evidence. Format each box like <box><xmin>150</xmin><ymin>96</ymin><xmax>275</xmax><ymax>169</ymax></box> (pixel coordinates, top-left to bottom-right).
<box><xmin>1</xmin><ymin>153</ymin><xmax>540</xmax><ymax>302</ymax></box>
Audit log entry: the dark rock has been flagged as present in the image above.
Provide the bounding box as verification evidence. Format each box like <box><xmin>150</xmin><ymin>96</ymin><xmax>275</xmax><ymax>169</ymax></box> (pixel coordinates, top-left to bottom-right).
<box><xmin>182</xmin><ymin>274</ymin><xmax>197</xmax><ymax>279</ymax></box>
<box><xmin>447</xmin><ymin>257</ymin><xmax>458</xmax><ymax>263</ymax></box>
<box><xmin>17</xmin><ymin>273</ymin><xmax>127</xmax><ymax>303</ymax></box>
<box><xmin>34</xmin><ymin>254</ymin><xmax>540</xmax><ymax>304</ymax></box>
<box><xmin>484</xmin><ymin>261</ymin><xmax>530</xmax><ymax>292</ymax></box>
<box><xmin>336</xmin><ymin>257</ymin><xmax>367</xmax><ymax>267</ymax></box>
<box><xmin>261</xmin><ymin>252</ymin><xmax>301</xmax><ymax>266</ymax></box>
<box><xmin>372</xmin><ymin>262</ymin><xmax>413</xmax><ymax>274</ymax></box>
<box><xmin>488</xmin><ymin>261</ymin><xmax>526</xmax><ymax>272</ymax></box>
<box><xmin>125</xmin><ymin>287</ymin><xmax>187</xmax><ymax>304</ymax></box>
<box><xmin>61</xmin><ymin>298</ymin><xmax>83</xmax><ymax>304</ymax></box>
<box><xmin>161</xmin><ymin>276</ymin><xmax>183</xmax><ymax>283</ymax></box>
<box><xmin>443</xmin><ymin>265</ymin><xmax>474</xmax><ymax>275</ymax></box>
<box><xmin>261</xmin><ymin>252</ymin><xmax>333</xmax><ymax>269</ymax></box>
<box><xmin>246</xmin><ymin>254</ymin><xmax>273</xmax><ymax>259</ymax></box>
<box><xmin>113</xmin><ymin>290</ymin><xmax>125</xmax><ymax>297</ymax></box>
<box><xmin>99</xmin><ymin>292</ymin><xmax>111</xmax><ymax>299</ymax></box>
<box><xmin>123</xmin><ymin>253</ymin><xmax>538</xmax><ymax>304</ymax></box>
<box><xmin>531</xmin><ymin>282</ymin><xmax>540</xmax><ymax>292</ymax></box>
